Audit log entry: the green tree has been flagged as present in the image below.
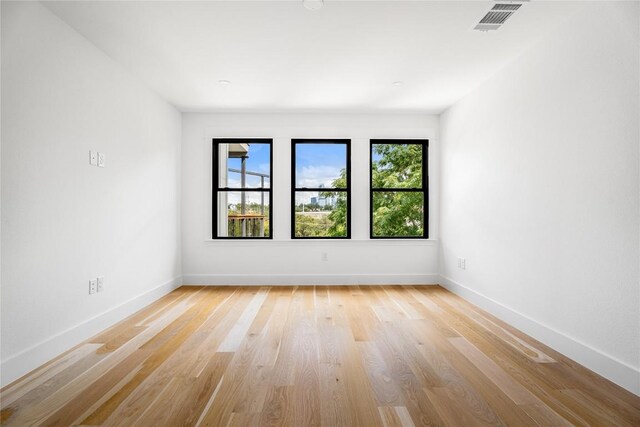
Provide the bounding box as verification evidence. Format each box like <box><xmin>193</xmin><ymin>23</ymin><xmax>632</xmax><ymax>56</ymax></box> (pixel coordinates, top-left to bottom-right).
<box><xmin>372</xmin><ymin>144</ymin><xmax>422</xmax><ymax>189</ymax></box>
<box><xmin>295</xmin><ymin>213</ymin><xmax>332</xmax><ymax>237</ymax></box>
<box><xmin>320</xmin><ymin>169</ymin><xmax>348</xmax><ymax>237</ymax></box>
<box><xmin>323</xmin><ymin>144</ymin><xmax>424</xmax><ymax>238</ymax></box>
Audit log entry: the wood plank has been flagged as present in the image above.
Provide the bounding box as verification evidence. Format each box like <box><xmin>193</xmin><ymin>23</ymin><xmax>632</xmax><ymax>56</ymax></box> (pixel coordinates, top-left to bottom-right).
<box><xmin>1</xmin><ymin>285</ymin><xmax>638</xmax><ymax>426</ymax></box>
<box><xmin>379</xmin><ymin>406</ymin><xmax>404</xmax><ymax>427</ymax></box>
<box><xmin>97</xmin><ymin>288</ymin><xmax>245</xmax><ymax>425</ymax></box>
<box><xmin>2</xmin><ymin>289</ymin><xmax>204</xmax><ymax>426</ymax></box>
<box><xmin>331</xmin><ymin>287</ymin><xmax>384</xmax><ymax>427</ymax></box>
<box><xmin>449</xmin><ymin>336</ymin><xmax>571</xmax><ymax>425</ymax></box>
<box><xmin>0</xmin><ymin>343</ymin><xmax>102</xmax><ymax>408</ymax></box>
<box><xmin>435</xmin><ymin>290</ymin><xmax>556</xmax><ymax>363</ymax></box>
<box><xmin>318</xmin><ymin>362</ymin><xmax>351</xmax><ymax>427</ymax></box>
<box><xmin>357</xmin><ymin>341</ymin><xmax>404</xmax><ymax>406</ymax></box>
<box><xmin>292</xmin><ymin>314</ymin><xmax>321</xmax><ymax>427</ymax></box>
<box><xmin>48</xmin><ymin>289</ymin><xmax>221</xmax><ymax>426</ymax></box>
<box><xmin>217</xmin><ymin>287</ymin><xmax>270</xmax><ymax>352</ymax></box>
<box><xmin>165</xmin><ymin>353</ymin><xmax>232</xmax><ymax>427</ymax></box>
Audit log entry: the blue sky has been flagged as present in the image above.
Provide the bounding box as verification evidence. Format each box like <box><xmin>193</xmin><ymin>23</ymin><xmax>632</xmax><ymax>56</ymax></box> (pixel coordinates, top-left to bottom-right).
<box><xmin>223</xmin><ymin>143</ymin><xmax>347</xmax><ymax>189</ymax></box>
<box><xmin>295</xmin><ymin>143</ymin><xmax>346</xmax><ymax>188</ymax></box>
<box><xmin>371</xmin><ymin>148</ymin><xmax>383</xmax><ymax>164</ymax></box>
<box><xmin>294</xmin><ymin>143</ymin><xmax>347</xmax><ymax>204</ymax></box>
<box><xmin>220</xmin><ymin>142</ymin><xmax>348</xmax><ymax>205</ymax></box>
<box><xmin>226</xmin><ymin>143</ymin><xmax>271</xmax><ymax>188</ymax></box>
<box><xmin>221</xmin><ymin>143</ymin><xmax>271</xmax><ymax>208</ymax></box>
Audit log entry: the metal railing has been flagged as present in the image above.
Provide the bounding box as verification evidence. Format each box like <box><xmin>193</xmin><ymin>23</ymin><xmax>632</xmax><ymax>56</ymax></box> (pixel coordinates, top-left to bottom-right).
<box><xmin>227</xmin><ymin>167</ymin><xmax>269</xmax><ymax>237</ymax></box>
<box><xmin>227</xmin><ymin>214</ymin><xmax>265</xmax><ymax>237</ymax></box>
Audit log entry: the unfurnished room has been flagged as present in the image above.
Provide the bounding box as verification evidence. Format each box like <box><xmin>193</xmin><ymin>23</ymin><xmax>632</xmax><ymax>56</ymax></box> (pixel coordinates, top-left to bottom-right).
<box><xmin>1</xmin><ymin>0</ymin><xmax>639</xmax><ymax>426</ymax></box>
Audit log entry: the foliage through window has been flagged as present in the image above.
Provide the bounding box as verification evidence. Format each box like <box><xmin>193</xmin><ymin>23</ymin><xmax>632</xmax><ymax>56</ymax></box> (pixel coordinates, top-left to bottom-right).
<box><xmin>370</xmin><ymin>140</ymin><xmax>428</xmax><ymax>238</ymax></box>
<box><xmin>212</xmin><ymin>139</ymin><xmax>272</xmax><ymax>239</ymax></box>
<box><xmin>292</xmin><ymin>140</ymin><xmax>351</xmax><ymax>238</ymax></box>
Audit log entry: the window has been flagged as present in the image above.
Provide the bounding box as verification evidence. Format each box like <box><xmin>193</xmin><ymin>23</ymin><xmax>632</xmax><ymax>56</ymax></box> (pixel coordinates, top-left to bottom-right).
<box><xmin>370</xmin><ymin>139</ymin><xmax>428</xmax><ymax>238</ymax></box>
<box><xmin>292</xmin><ymin>139</ymin><xmax>351</xmax><ymax>239</ymax></box>
<box><xmin>212</xmin><ymin>139</ymin><xmax>272</xmax><ymax>239</ymax></box>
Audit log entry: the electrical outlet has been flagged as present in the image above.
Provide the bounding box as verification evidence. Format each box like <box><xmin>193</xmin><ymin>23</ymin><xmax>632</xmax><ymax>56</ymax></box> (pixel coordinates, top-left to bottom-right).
<box><xmin>89</xmin><ymin>279</ymin><xmax>97</xmax><ymax>294</ymax></box>
<box><xmin>97</xmin><ymin>276</ymin><xmax>104</xmax><ymax>292</ymax></box>
<box><xmin>321</xmin><ymin>252</ymin><xmax>328</xmax><ymax>262</ymax></box>
<box><xmin>97</xmin><ymin>152</ymin><xmax>105</xmax><ymax>168</ymax></box>
<box><xmin>458</xmin><ymin>258</ymin><xmax>466</xmax><ymax>269</ymax></box>
<box><xmin>89</xmin><ymin>150</ymin><xmax>97</xmax><ymax>166</ymax></box>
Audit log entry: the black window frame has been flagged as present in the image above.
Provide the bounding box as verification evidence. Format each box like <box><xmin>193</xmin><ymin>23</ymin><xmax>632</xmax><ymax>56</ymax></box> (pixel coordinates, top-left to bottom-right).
<box><xmin>370</xmin><ymin>139</ymin><xmax>429</xmax><ymax>239</ymax></box>
<box><xmin>291</xmin><ymin>139</ymin><xmax>352</xmax><ymax>239</ymax></box>
<box><xmin>212</xmin><ymin>138</ymin><xmax>274</xmax><ymax>240</ymax></box>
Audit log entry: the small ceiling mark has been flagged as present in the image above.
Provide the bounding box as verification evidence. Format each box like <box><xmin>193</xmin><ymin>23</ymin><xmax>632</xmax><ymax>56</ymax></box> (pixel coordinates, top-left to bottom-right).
<box><xmin>303</xmin><ymin>0</ymin><xmax>323</xmax><ymax>12</ymax></box>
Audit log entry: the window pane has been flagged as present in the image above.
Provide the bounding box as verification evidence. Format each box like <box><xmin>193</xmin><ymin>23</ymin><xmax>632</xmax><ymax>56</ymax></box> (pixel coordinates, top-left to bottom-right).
<box><xmin>295</xmin><ymin>143</ymin><xmax>347</xmax><ymax>188</ymax></box>
<box><xmin>294</xmin><ymin>191</ymin><xmax>347</xmax><ymax>237</ymax></box>
<box><xmin>372</xmin><ymin>144</ymin><xmax>422</xmax><ymax>189</ymax></box>
<box><xmin>217</xmin><ymin>191</ymin><xmax>270</xmax><ymax>238</ymax></box>
<box><xmin>372</xmin><ymin>192</ymin><xmax>424</xmax><ymax>237</ymax></box>
<box><xmin>218</xmin><ymin>142</ymin><xmax>270</xmax><ymax>188</ymax></box>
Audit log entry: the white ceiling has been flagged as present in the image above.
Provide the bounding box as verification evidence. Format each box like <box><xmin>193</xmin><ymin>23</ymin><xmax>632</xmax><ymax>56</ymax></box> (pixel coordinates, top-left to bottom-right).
<box><xmin>44</xmin><ymin>1</ymin><xmax>588</xmax><ymax>113</ymax></box>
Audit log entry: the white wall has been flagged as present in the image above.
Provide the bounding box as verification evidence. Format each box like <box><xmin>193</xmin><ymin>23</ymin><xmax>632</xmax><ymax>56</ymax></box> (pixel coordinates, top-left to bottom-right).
<box><xmin>182</xmin><ymin>113</ymin><xmax>439</xmax><ymax>284</ymax></box>
<box><xmin>440</xmin><ymin>2</ymin><xmax>639</xmax><ymax>394</ymax></box>
<box><xmin>1</xmin><ymin>1</ymin><xmax>182</xmax><ymax>386</ymax></box>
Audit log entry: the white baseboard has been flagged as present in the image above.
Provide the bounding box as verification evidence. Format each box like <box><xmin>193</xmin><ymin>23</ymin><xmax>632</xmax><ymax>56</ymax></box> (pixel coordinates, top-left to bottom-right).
<box><xmin>439</xmin><ymin>275</ymin><xmax>640</xmax><ymax>396</ymax></box>
<box><xmin>0</xmin><ymin>276</ymin><xmax>182</xmax><ymax>388</ymax></box>
<box><xmin>182</xmin><ymin>273</ymin><xmax>440</xmax><ymax>286</ymax></box>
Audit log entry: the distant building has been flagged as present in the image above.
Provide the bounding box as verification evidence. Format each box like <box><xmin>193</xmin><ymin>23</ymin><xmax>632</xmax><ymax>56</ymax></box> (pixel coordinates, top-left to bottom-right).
<box><xmin>310</xmin><ymin>197</ymin><xmax>318</xmax><ymax>205</ymax></box>
<box><xmin>318</xmin><ymin>193</ymin><xmax>336</xmax><ymax>207</ymax></box>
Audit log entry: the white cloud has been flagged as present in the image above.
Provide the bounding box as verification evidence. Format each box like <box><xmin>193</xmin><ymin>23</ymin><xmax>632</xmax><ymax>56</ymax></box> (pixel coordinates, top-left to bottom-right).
<box><xmin>295</xmin><ymin>191</ymin><xmax>320</xmax><ymax>205</ymax></box>
<box><xmin>223</xmin><ymin>174</ymin><xmax>267</xmax><ymax>189</ymax></box>
<box><xmin>297</xmin><ymin>165</ymin><xmax>341</xmax><ymax>188</ymax></box>
<box><xmin>257</xmin><ymin>162</ymin><xmax>271</xmax><ymax>174</ymax></box>
<box><xmin>227</xmin><ymin>177</ymin><xmax>241</xmax><ymax>188</ymax></box>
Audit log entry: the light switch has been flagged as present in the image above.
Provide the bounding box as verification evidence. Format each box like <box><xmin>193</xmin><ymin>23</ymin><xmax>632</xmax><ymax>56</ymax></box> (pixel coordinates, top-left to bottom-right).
<box><xmin>97</xmin><ymin>152</ymin><xmax>105</xmax><ymax>168</ymax></box>
<box><xmin>89</xmin><ymin>150</ymin><xmax>97</xmax><ymax>166</ymax></box>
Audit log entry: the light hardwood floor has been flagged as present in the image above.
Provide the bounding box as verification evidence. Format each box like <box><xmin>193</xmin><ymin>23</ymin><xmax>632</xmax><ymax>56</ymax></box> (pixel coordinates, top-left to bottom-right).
<box><xmin>1</xmin><ymin>285</ymin><xmax>639</xmax><ymax>426</ymax></box>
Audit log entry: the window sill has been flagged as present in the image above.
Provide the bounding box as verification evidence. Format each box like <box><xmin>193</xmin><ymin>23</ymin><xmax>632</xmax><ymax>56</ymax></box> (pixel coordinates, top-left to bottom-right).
<box><xmin>203</xmin><ymin>239</ymin><xmax>438</xmax><ymax>247</ymax></box>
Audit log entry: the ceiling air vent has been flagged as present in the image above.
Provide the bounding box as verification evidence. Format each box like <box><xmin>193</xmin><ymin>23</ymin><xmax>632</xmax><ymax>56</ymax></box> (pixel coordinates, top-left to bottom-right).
<box><xmin>474</xmin><ymin>2</ymin><xmax>525</xmax><ymax>32</ymax></box>
<box><xmin>492</xmin><ymin>3</ymin><xmax>522</xmax><ymax>11</ymax></box>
